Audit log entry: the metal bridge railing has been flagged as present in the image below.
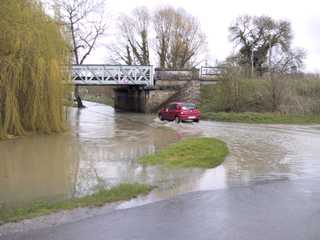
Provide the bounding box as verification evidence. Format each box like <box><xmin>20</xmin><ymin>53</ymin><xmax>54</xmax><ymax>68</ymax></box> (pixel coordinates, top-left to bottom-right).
<box><xmin>200</xmin><ymin>66</ymin><xmax>223</xmax><ymax>76</ymax></box>
<box><xmin>71</xmin><ymin>65</ymin><xmax>154</xmax><ymax>86</ymax></box>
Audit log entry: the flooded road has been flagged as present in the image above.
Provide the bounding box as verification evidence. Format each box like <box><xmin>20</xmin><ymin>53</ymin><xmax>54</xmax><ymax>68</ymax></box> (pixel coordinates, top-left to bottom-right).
<box><xmin>1</xmin><ymin>101</ymin><xmax>320</xmax><ymax>209</ymax></box>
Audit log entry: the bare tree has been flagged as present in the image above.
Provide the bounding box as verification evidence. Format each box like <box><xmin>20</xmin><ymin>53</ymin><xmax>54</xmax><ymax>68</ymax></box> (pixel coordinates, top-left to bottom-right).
<box><xmin>270</xmin><ymin>46</ymin><xmax>306</xmax><ymax>73</ymax></box>
<box><xmin>54</xmin><ymin>0</ymin><xmax>107</xmax><ymax>106</ymax></box>
<box><xmin>153</xmin><ymin>7</ymin><xmax>175</xmax><ymax>68</ymax></box>
<box><xmin>228</xmin><ymin>15</ymin><xmax>305</xmax><ymax>75</ymax></box>
<box><xmin>108</xmin><ymin>7</ymin><xmax>151</xmax><ymax>65</ymax></box>
<box><xmin>108</xmin><ymin>6</ymin><xmax>206</xmax><ymax>69</ymax></box>
<box><xmin>153</xmin><ymin>7</ymin><xmax>206</xmax><ymax>69</ymax></box>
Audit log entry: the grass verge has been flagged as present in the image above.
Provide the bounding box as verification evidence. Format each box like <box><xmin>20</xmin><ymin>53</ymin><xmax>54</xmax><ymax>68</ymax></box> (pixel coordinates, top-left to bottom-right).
<box><xmin>139</xmin><ymin>137</ymin><xmax>229</xmax><ymax>169</ymax></box>
<box><xmin>201</xmin><ymin>112</ymin><xmax>320</xmax><ymax>124</ymax></box>
<box><xmin>0</xmin><ymin>183</ymin><xmax>152</xmax><ymax>224</ymax></box>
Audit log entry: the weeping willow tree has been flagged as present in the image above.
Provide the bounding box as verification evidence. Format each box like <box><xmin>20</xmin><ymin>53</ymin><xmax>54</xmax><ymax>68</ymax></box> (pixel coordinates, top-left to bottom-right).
<box><xmin>0</xmin><ymin>0</ymin><xmax>71</xmax><ymax>139</ymax></box>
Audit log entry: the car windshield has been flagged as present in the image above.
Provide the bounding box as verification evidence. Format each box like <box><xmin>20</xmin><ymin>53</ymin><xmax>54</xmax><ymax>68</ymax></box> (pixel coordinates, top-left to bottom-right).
<box><xmin>181</xmin><ymin>103</ymin><xmax>196</xmax><ymax>110</ymax></box>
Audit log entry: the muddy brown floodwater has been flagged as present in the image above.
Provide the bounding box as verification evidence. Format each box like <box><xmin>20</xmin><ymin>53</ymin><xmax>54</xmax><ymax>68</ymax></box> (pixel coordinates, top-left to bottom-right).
<box><xmin>1</xmin><ymin>101</ymin><xmax>320</xmax><ymax>210</ymax></box>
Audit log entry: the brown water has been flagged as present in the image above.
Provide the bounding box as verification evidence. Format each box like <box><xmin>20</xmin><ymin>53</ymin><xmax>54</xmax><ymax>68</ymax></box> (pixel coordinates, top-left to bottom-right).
<box><xmin>1</xmin><ymin>101</ymin><xmax>320</xmax><ymax>209</ymax></box>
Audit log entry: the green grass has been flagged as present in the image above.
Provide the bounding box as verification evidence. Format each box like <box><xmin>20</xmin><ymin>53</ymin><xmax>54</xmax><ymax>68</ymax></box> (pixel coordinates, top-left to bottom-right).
<box><xmin>82</xmin><ymin>95</ymin><xmax>114</xmax><ymax>106</ymax></box>
<box><xmin>139</xmin><ymin>137</ymin><xmax>229</xmax><ymax>169</ymax></box>
<box><xmin>201</xmin><ymin>112</ymin><xmax>320</xmax><ymax>124</ymax></box>
<box><xmin>0</xmin><ymin>183</ymin><xmax>152</xmax><ymax>224</ymax></box>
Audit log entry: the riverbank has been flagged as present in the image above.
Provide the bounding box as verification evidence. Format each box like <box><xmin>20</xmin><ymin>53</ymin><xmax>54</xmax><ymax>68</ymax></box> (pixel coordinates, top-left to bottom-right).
<box><xmin>201</xmin><ymin>112</ymin><xmax>320</xmax><ymax>124</ymax></box>
<box><xmin>0</xmin><ymin>183</ymin><xmax>152</xmax><ymax>224</ymax></box>
<box><xmin>82</xmin><ymin>95</ymin><xmax>113</xmax><ymax>106</ymax></box>
<box><xmin>139</xmin><ymin>137</ymin><xmax>229</xmax><ymax>168</ymax></box>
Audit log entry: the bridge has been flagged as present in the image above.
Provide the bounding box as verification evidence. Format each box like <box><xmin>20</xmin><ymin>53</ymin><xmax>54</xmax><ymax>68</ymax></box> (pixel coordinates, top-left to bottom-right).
<box><xmin>71</xmin><ymin>65</ymin><xmax>220</xmax><ymax>112</ymax></box>
<box><xmin>72</xmin><ymin>65</ymin><xmax>154</xmax><ymax>86</ymax></box>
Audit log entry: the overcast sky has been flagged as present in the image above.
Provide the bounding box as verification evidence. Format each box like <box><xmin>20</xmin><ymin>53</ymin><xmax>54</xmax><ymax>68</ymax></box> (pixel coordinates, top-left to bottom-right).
<box><xmin>87</xmin><ymin>0</ymin><xmax>320</xmax><ymax>73</ymax></box>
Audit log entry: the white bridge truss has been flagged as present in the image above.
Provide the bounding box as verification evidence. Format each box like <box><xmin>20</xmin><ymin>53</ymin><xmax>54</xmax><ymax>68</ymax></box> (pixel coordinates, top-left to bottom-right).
<box><xmin>200</xmin><ymin>66</ymin><xmax>223</xmax><ymax>76</ymax></box>
<box><xmin>72</xmin><ymin>65</ymin><xmax>154</xmax><ymax>86</ymax></box>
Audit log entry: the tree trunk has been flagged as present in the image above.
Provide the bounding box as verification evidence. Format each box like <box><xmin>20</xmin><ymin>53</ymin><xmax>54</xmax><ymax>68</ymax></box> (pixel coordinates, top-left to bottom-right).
<box><xmin>70</xmin><ymin>21</ymin><xmax>84</xmax><ymax>108</ymax></box>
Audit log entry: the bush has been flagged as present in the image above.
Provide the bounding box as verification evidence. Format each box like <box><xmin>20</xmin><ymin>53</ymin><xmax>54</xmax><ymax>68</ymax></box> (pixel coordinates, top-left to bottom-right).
<box><xmin>200</xmin><ymin>66</ymin><xmax>320</xmax><ymax>115</ymax></box>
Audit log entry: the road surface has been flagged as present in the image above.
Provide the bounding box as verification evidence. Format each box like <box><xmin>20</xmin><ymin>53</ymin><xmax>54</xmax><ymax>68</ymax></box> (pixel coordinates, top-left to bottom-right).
<box><xmin>2</xmin><ymin>178</ymin><xmax>320</xmax><ymax>240</ymax></box>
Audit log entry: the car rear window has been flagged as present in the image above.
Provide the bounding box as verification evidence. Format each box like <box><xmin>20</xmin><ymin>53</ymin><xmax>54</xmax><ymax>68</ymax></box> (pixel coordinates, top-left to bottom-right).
<box><xmin>181</xmin><ymin>103</ymin><xmax>196</xmax><ymax>110</ymax></box>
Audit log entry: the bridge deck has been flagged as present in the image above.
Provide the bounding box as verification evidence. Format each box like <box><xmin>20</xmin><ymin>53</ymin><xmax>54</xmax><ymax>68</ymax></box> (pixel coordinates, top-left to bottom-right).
<box><xmin>72</xmin><ymin>65</ymin><xmax>154</xmax><ymax>86</ymax></box>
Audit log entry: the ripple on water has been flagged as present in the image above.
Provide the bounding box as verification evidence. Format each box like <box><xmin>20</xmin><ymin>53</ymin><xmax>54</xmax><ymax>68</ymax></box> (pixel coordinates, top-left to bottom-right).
<box><xmin>1</xmin><ymin>102</ymin><xmax>320</xmax><ymax>208</ymax></box>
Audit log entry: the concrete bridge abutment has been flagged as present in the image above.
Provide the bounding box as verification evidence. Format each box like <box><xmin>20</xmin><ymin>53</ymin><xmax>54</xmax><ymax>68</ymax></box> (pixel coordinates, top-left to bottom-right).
<box><xmin>113</xmin><ymin>69</ymin><xmax>201</xmax><ymax>113</ymax></box>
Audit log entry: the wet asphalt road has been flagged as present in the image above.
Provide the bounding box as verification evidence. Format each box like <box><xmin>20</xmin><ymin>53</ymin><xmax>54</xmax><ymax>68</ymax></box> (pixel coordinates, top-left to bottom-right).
<box><xmin>2</xmin><ymin>178</ymin><xmax>320</xmax><ymax>240</ymax></box>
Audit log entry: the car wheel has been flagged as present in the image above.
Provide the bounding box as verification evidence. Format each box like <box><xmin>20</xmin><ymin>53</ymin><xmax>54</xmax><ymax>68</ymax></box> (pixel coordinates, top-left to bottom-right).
<box><xmin>175</xmin><ymin>116</ymin><xmax>181</xmax><ymax>124</ymax></box>
<box><xmin>159</xmin><ymin>114</ymin><xmax>164</xmax><ymax>121</ymax></box>
<box><xmin>194</xmin><ymin>119</ymin><xmax>199</xmax><ymax>123</ymax></box>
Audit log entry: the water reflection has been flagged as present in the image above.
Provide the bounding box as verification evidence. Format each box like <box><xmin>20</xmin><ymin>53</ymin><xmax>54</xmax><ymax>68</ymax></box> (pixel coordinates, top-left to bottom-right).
<box><xmin>0</xmin><ymin>134</ymin><xmax>79</xmax><ymax>208</ymax></box>
<box><xmin>1</xmin><ymin>101</ymin><xmax>320</xmax><ymax>209</ymax></box>
<box><xmin>119</xmin><ymin>121</ymin><xmax>320</xmax><ymax>209</ymax></box>
<box><xmin>70</xmin><ymin>103</ymin><xmax>182</xmax><ymax>197</ymax></box>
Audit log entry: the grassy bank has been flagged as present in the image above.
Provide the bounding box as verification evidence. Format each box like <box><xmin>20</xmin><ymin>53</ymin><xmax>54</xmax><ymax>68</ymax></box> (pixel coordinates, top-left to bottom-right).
<box><xmin>199</xmin><ymin>72</ymin><xmax>320</xmax><ymax>124</ymax></box>
<box><xmin>0</xmin><ymin>183</ymin><xmax>152</xmax><ymax>224</ymax></box>
<box><xmin>82</xmin><ymin>95</ymin><xmax>114</xmax><ymax>106</ymax></box>
<box><xmin>139</xmin><ymin>137</ymin><xmax>229</xmax><ymax>169</ymax></box>
<box><xmin>201</xmin><ymin>112</ymin><xmax>320</xmax><ymax>124</ymax></box>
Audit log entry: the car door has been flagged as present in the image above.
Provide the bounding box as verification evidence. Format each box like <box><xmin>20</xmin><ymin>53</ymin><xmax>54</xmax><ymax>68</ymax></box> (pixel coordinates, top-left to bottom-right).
<box><xmin>167</xmin><ymin>104</ymin><xmax>177</xmax><ymax>120</ymax></box>
<box><xmin>161</xmin><ymin>106</ymin><xmax>170</xmax><ymax>120</ymax></box>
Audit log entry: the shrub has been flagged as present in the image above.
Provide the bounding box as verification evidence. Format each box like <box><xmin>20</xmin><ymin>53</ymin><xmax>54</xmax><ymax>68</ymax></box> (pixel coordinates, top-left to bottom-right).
<box><xmin>200</xmin><ymin>66</ymin><xmax>320</xmax><ymax>115</ymax></box>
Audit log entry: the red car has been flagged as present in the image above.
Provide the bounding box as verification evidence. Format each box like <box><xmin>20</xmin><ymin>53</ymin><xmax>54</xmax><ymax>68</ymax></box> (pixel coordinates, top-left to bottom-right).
<box><xmin>159</xmin><ymin>102</ymin><xmax>200</xmax><ymax>123</ymax></box>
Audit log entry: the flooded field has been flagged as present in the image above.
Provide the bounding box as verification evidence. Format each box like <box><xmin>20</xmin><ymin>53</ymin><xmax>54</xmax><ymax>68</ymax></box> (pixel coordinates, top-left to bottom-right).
<box><xmin>1</xmin><ymin>102</ymin><xmax>320</xmax><ymax>209</ymax></box>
